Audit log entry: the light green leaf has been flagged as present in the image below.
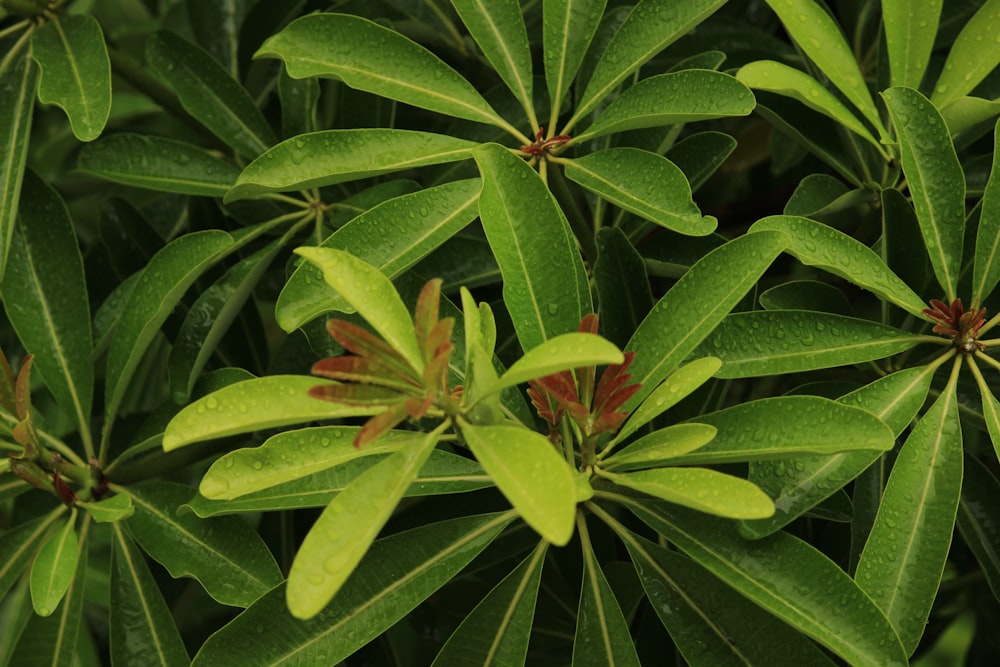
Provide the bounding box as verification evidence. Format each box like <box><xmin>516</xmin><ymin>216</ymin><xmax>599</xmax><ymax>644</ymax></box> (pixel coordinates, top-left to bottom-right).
<box><xmin>147</xmin><ymin>30</ymin><xmax>275</xmax><ymax>157</ymax></box>
<box><xmin>762</xmin><ymin>0</ymin><xmax>884</xmax><ymax>137</ymax></box>
<box><xmin>104</xmin><ymin>230</ymin><xmax>234</xmax><ymax>426</ymax></box>
<box><xmin>603</xmin><ymin>423</ymin><xmax>717</xmax><ymax>471</ymax></box>
<box><xmin>255</xmin><ymin>13</ymin><xmax>509</xmax><ymax>129</ymax></box>
<box><xmin>543</xmin><ymin>0</ymin><xmax>607</xmax><ymax>126</ymax></box>
<box><xmin>625</xmin><ymin>231</ymin><xmax>786</xmax><ymax>409</ymax></box>
<box><xmin>565</xmin><ymin>148</ymin><xmax>717</xmax><ymax>235</ymax></box>
<box><xmin>474</xmin><ymin>143</ymin><xmax>590</xmax><ymax>351</ymax></box>
<box><xmin>957</xmin><ymin>454</ymin><xmax>1000</xmax><ymax>601</ymax></box>
<box><xmin>882</xmin><ymin>0</ymin><xmax>942</xmax><ymax>88</ymax></box>
<box><xmin>973</xmin><ymin>119</ymin><xmax>1000</xmax><ymax>305</ymax></box>
<box><xmin>432</xmin><ymin>541</ymin><xmax>547</xmax><ymax>667</ymax></box>
<box><xmin>490</xmin><ymin>332</ymin><xmax>623</xmax><ymax>392</ymax></box>
<box><xmin>675</xmin><ymin>395</ymin><xmax>894</xmax><ymax>465</ymax></box>
<box><xmin>941</xmin><ymin>96</ymin><xmax>1000</xmax><ymax>136</ymax></box>
<box><xmin>451</xmin><ymin>0</ymin><xmax>536</xmax><ymax>128</ymax></box>
<box><xmin>0</xmin><ymin>509</ymin><xmax>63</xmax><ymax>601</ymax></box>
<box><xmin>930</xmin><ymin>0</ymin><xmax>1000</xmax><ymax>109</ymax></box>
<box><xmin>77</xmin><ymin>493</ymin><xmax>134</xmax><ymax>523</ymax></box>
<box><xmin>736</xmin><ymin>60</ymin><xmax>883</xmax><ymax>153</ymax></box>
<box><xmin>569</xmin><ymin>0</ymin><xmax>728</xmax><ymax>129</ymax></box>
<box><xmin>883</xmin><ymin>86</ymin><xmax>966</xmax><ymax>301</ymax></box>
<box><xmin>0</xmin><ymin>42</ymin><xmax>36</xmax><ymax>281</ymax></box>
<box><xmin>703</xmin><ymin>310</ymin><xmax>924</xmax><ymax>378</ymax></box>
<box><xmin>574</xmin><ymin>70</ymin><xmax>754</xmax><ymax>142</ymax></box>
<box><xmin>287</xmin><ymin>428</ymin><xmax>440</xmax><ymax>619</ymax></box>
<box><xmin>461</xmin><ymin>421</ymin><xmax>577</xmax><ymax>545</ymax></box>
<box><xmin>78</xmin><ymin>133</ymin><xmax>240</xmax><ymax>196</ymax></box>
<box><xmin>295</xmin><ymin>246</ymin><xmax>423</xmax><ymax>372</ymax></box>
<box><xmin>601</xmin><ymin>468</ymin><xmax>774</xmax><ymax>519</ymax></box>
<box><xmin>226</xmin><ymin>130</ymin><xmax>478</xmax><ymax>202</ymax></box>
<box><xmin>30</xmin><ymin>15</ymin><xmax>110</xmax><ymax>141</ymax></box>
<box><xmin>855</xmin><ymin>379</ymin><xmax>963</xmax><ymax>654</ymax></box>
<box><xmin>275</xmin><ymin>179</ymin><xmax>481</xmax><ymax>332</ymax></box>
<box><xmin>623</xmin><ymin>499</ymin><xmax>908</xmax><ymax>666</ymax></box>
<box><xmin>750</xmin><ymin>215</ymin><xmax>927</xmax><ymax>316</ymax></box>
<box><xmin>2</xmin><ymin>170</ymin><xmax>93</xmax><ymax>438</ymax></box>
<box><xmin>190</xmin><ymin>512</ymin><xmax>513</xmax><ymax>666</ymax></box>
<box><xmin>29</xmin><ymin>511</ymin><xmax>78</xmax><ymax>617</ymax></box>
<box><xmin>126</xmin><ymin>481</ymin><xmax>283</xmax><ymax>607</ymax></box>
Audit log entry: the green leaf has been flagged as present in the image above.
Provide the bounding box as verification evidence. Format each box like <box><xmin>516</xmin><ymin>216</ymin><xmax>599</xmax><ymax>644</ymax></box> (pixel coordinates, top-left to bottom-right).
<box><xmin>882</xmin><ymin>0</ymin><xmax>942</xmax><ymax>88</ymax></box>
<box><xmin>665</xmin><ymin>131</ymin><xmax>737</xmax><ymax>193</ymax></box>
<box><xmin>0</xmin><ymin>510</ymin><xmax>63</xmax><ymax>600</ymax></box>
<box><xmin>226</xmin><ymin>130</ymin><xmax>478</xmax><ymax>202</ymax></box>
<box><xmin>77</xmin><ymin>493</ymin><xmax>134</xmax><ymax>523</ymax></box>
<box><xmin>703</xmin><ymin>310</ymin><xmax>923</xmax><ymax>378</ymax></box>
<box><xmin>569</xmin><ymin>0</ymin><xmax>728</xmax><ymax>128</ymax></box>
<box><xmin>275</xmin><ymin>179</ymin><xmax>481</xmax><ymax>331</ymax></box>
<box><xmin>855</xmin><ymin>379</ymin><xmax>963</xmax><ymax>655</ymax></box>
<box><xmin>491</xmin><ymin>332</ymin><xmax>623</xmax><ymax>392</ymax></box>
<box><xmin>162</xmin><ymin>375</ymin><xmax>381</xmax><ymax>450</ymax></box>
<box><xmin>930</xmin><ymin>0</ymin><xmax>1000</xmax><ymax>109</ymax></box>
<box><xmin>126</xmin><ymin>481</ymin><xmax>283</xmax><ymax>607</ymax></box>
<box><xmin>603</xmin><ymin>423</ymin><xmax>718</xmax><ymax>471</ymax></box>
<box><xmin>29</xmin><ymin>511</ymin><xmax>78</xmax><ymax>617</ymax></box>
<box><xmin>184</xmin><ymin>0</ymin><xmax>248</xmax><ymax>78</ymax></box>
<box><xmin>30</xmin><ymin>15</ymin><xmax>110</xmax><ymax>141</ymax></box>
<box><xmin>735</xmin><ymin>60</ymin><xmax>883</xmax><ymax>154</ymax></box>
<box><xmin>461</xmin><ymin>422</ymin><xmax>577</xmax><ymax>545</ymax></box>
<box><xmin>593</xmin><ymin>227</ymin><xmax>654</xmax><ymax>348</ymax></box>
<box><xmin>451</xmin><ymin>0</ymin><xmax>536</xmax><ymax>128</ymax></box>
<box><xmin>191</xmin><ymin>512</ymin><xmax>513</xmax><ymax>666</ymax></box>
<box><xmin>759</xmin><ymin>280</ymin><xmax>853</xmax><ymax>315</ymax></box>
<box><xmin>883</xmin><ymin>86</ymin><xmax>966</xmax><ymax>301</ymax></box>
<box><xmin>564</xmin><ymin>148</ymin><xmax>717</xmax><ymax>235</ymax></box>
<box><xmin>295</xmin><ymin>247</ymin><xmax>423</xmax><ymax>372</ymax></box>
<box><xmin>0</xmin><ymin>42</ymin><xmax>36</xmax><ymax>281</ymax></box>
<box><xmin>147</xmin><ymin>30</ymin><xmax>275</xmax><ymax>157</ymax></box>
<box><xmin>432</xmin><ymin>541</ymin><xmax>547</xmax><ymax>667</ymax></box>
<box><xmin>78</xmin><ymin>133</ymin><xmax>240</xmax><ymax>196</ymax></box>
<box><xmin>625</xmin><ymin>232</ymin><xmax>786</xmax><ymax>409</ymax></box>
<box><xmin>278</xmin><ymin>65</ymin><xmax>319</xmax><ymax>138</ymax></box>
<box><xmin>104</xmin><ymin>230</ymin><xmax>234</xmax><ymax>425</ymax></box>
<box><xmin>287</xmin><ymin>428</ymin><xmax>440</xmax><ymax>619</ymax></box>
<box><xmin>474</xmin><ymin>143</ymin><xmax>590</xmax><ymax>351</ymax></box>
<box><xmin>957</xmin><ymin>453</ymin><xmax>1000</xmax><ymax>601</ymax></box>
<box><xmin>2</xmin><ymin>170</ymin><xmax>93</xmax><ymax>437</ymax></box>
<box><xmin>600</xmin><ymin>468</ymin><xmax>774</xmax><ymax>519</ymax></box>
<box><xmin>675</xmin><ymin>396</ymin><xmax>894</xmax><ymax>464</ymax></box>
<box><xmin>255</xmin><ymin>13</ymin><xmax>509</xmax><ymax>129</ymax></box>
<box><xmin>762</xmin><ymin>0</ymin><xmax>884</xmax><ymax>137</ymax></box>
<box><xmin>574</xmin><ymin>70</ymin><xmax>754</xmax><ymax>142</ymax></box>
<box><xmin>750</xmin><ymin>215</ymin><xmax>927</xmax><ymax>316</ymax></box>
<box><xmin>543</xmin><ymin>0</ymin><xmax>607</xmax><ymax>125</ymax></box>
<box><xmin>941</xmin><ymin>96</ymin><xmax>1000</xmax><ymax>136</ymax></box>
<box><xmin>622</xmin><ymin>499</ymin><xmax>908</xmax><ymax>666</ymax></box>
<box><xmin>573</xmin><ymin>523</ymin><xmax>641</xmax><ymax>667</ymax></box>
<box><xmin>973</xmin><ymin>119</ymin><xmax>1000</xmax><ymax>305</ymax></box>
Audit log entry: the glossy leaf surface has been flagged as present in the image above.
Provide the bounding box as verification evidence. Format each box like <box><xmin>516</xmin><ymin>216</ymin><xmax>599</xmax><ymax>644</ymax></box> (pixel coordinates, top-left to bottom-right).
<box><xmin>0</xmin><ymin>511</ymin><xmax>63</xmax><ymax>601</ymax></box>
<box><xmin>973</xmin><ymin>119</ymin><xmax>1000</xmax><ymax>305</ymax></box>
<box><xmin>606</xmin><ymin>423</ymin><xmax>717</xmax><ymax>471</ymax></box>
<box><xmin>0</xmin><ymin>43</ymin><xmax>36</xmax><ymax>279</ymax></box>
<box><xmin>29</xmin><ymin>512</ymin><xmax>78</xmax><ymax>617</ymax></box>
<box><xmin>492</xmin><ymin>332</ymin><xmax>623</xmax><ymax>392</ymax></box>
<box><xmin>882</xmin><ymin>0</ymin><xmax>941</xmax><ymax>88</ymax></box>
<box><xmin>601</xmin><ymin>468</ymin><xmax>774</xmax><ymax>519</ymax></box>
<box><xmin>543</xmin><ymin>0</ymin><xmax>607</xmax><ymax>121</ymax></box>
<box><xmin>931</xmin><ymin>0</ymin><xmax>1000</xmax><ymax>108</ymax></box>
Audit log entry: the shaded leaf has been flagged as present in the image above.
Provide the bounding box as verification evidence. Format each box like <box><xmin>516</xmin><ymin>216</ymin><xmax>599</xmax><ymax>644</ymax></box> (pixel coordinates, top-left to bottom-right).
<box><xmin>593</xmin><ymin>227</ymin><xmax>654</xmax><ymax>348</ymax></box>
<box><xmin>0</xmin><ymin>42</ymin><xmax>36</xmax><ymax>280</ymax></box>
<box><xmin>972</xmin><ymin>119</ymin><xmax>1000</xmax><ymax>306</ymax></box>
<box><xmin>543</xmin><ymin>0</ymin><xmax>607</xmax><ymax>124</ymax></box>
<box><xmin>491</xmin><ymin>332</ymin><xmax>623</xmax><ymax>393</ymax></box>
<box><xmin>0</xmin><ymin>510</ymin><xmax>64</xmax><ymax>601</ymax></box>
<box><xmin>29</xmin><ymin>511</ymin><xmax>78</xmax><ymax>617</ymax></box>
<box><xmin>930</xmin><ymin>0</ymin><xmax>1000</xmax><ymax>109</ymax></box>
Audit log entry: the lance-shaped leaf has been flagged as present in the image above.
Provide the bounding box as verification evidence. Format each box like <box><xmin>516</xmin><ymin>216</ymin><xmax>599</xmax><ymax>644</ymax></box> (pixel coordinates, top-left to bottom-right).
<box><xmin>126</xmin><ymin>481</ymin><xmax>282</xmax><ymax>607</ymax></box>
<box><xmin>276</xmin><ymin>179</ymin><xmax>480</xmax><ymax>331</ymax></box>
<box><xmin>855</xmin><ymin>379</ymin><xmax>963</xmax><ymax>655</ymax></box>
<box><xmin>958</xmin><ymin>453</ymin><xmax>1000</xmax><ymax>601</ymax></box>
<box><xmin>105</xmin><ymin>230</ymin><xmax>234</xmax><ymax>425</ymax></box>
<box><xmin>3</xmin><ymin>170</ymin><xmax>93</xmax><ymax>438</ymax></box>
<box><xmin>569</xmin><ymin>0</ymin><xmax>728</xmax><ymax>128</ymax></box>
<box><xmin>29</xmin><ymin>511</ymin><xmax>79</xmax><ymax>617</ymax></box>
<box><xmin>603</xmin><ymin>424</ymin><xmax>717</xmax><ymax>471</ymax></box>
<box><xmin>600</xmin><ymin>468</ymin><xmax>774</xmax><ymax>519</ymax></box>
<box><xmin>185</xmin><ymin>0</ymin><xmax>248</xmax><ymax>78</ymax></box>
<box><xmin>565</xmin><ymin>148</ymin><xmax>716</xmax><ymax>235</ymax></box>
<box><xmin>882</xmin><ymin>0</ymin><xmax>942</xmax><ymax>88</ymax></box>
<box><xmin>488</xmin><ymin>332</ymin><xmax>623</xmax><ymax>393</ymax></box>
<box><xmin>543</xmin><ymin>0</ymin><xmax>607</xmax><ymax>125</ymax></box>
<box><xmin>461</xmin><ymin>421</ymin><xmax>577</xmax><ymax>545</ymax></box>
<box><xmin>30</xmin><ymin>14</ymin><xmax>110</xmax><ymax>141</ymax></box>
<box><xmin>674</xmin><ymin>396</ymin><xmax>894</xmax><ymax>465</ymax></box>
<box><xmin>474</xmin><ymin>143</ymin><xmax>590</xmax><ymax>351</ymax></box>
<box><xmin>574</xmin><ymin>70</ymin><xmax>754</xmax><ymax>143</ymax></box>
<box><xmin>762</xmin><ymin>0</ymin><xmax>884</xmax><ymax>138</ymax></box>
<box><xmin>287</xmin><ymin>428</ymin><xmax>440</xmax><ymax>619</ymax></box>
<box><xmin>973</xmin><ymin>119</ymin><xmax>1000</xmax><ymax>306</ymax></box>
<box><xmin>0</xmin><ymin>510</ymin><xmax>63</xmax><ymax>600</ymax></box>
<box><xmin>147</xmin><ymin>30</ymin><xmax>275</xmax><ymax>157</ymax></box>
<box><xmin>625</xmin><ymin>231</ymin><xmax>786</xmax><ymax>409</ymax></box>
<box><xmin>930</xmin><ymin>0</ymin><xmax>1000</xmax><ymax>109</ymax></box>
<box><xmin>78</xmin><ymin>493</ymin><xmax>134</xmax><ymax>523</ymax></box>
<box><xmin>0</xmin><ymin>42</ymin><xmax>36</xmax><ymax>280</ymax></box>
<box><xmin>110</xmin><ymin>524</ymin><xmax>190</xmax><ymax>667</ymax></box>
<box><xmin>622</xmin><ymin>499</ymin><xmax>908</xmax><ymax>666</ymax></box>
<box><xmin>432</xmin><ymin>541</ymin><xmax>547</xmax><ymax>667</ymax></box>
<box><xmin>190</xmin><ymin>512</ymin><xmax>513</xmax><ymax>666</ymax></box>
<box><xmin>942</xmin><ymin>96</ymin><xmax>1000</xmax><ymax>138</ymax></box>
<box><xmin>226</xmin><ymin>130</ymin><xmax>477</xmax><ymax>202</ymax></box>
<box><xmin>736</xmin><ymin>61</ymin><xmax>882</xmax><ymax>153</ymax></box>
<box><xmin>883</xmin><ymin>87</ymin><xmax>966</xmax><ymax>301</ymax></box>
<box><xmin>703</xmin><ymin>310</ymin><xmax>924</xmax><ymax>378</ymax></box>
<box><xmin>451</xmin><ymin>0</ymin><xmax>536</xmax><ymax>128</ymax></box>
<box><xmin>750</xmin><ymin>215</ymin><xmax>927</xmax><ymax>316</ymax></box>
<box><xmin>78</xmin><ymin>133</ymin><xmax>240</xmax><ymax>197</ymax></box>
<box><xmin>593</xmin><ymin>227</ymin><xmax>654</xmax><ymax>348</ymax></box>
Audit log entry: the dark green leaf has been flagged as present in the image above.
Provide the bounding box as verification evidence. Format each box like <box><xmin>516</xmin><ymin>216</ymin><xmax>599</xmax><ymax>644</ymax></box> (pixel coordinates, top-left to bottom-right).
<box><xmin>0</xmin><ymin>509</ymin><xmax>63</xmax><ymax>601</ymax></box>
<box><xmin>0</xmin><ymin>41</ymin><xmax>36</xmax><ymax>280</ymax></box>
<box><xmin>185</xmin><ymin>0</ymin><xmax>250</xmax><ymax>78</ymax></box>
<box><xmin>29</xmin><ymin>511</ymin><xmax>78</xmax><ymax>617</ymax></box>
<box><xmin>958</xmin><ymin>453</ymin><xmax>1000</xmax><ymax>601</ymax></box>
<box><xmin>593</xmin><ymin>227</ymin><xmax>654</xmax><ymax>348</ymax></box>
<box><xmin>931</xmin><ymin>0</ymin><xmax>1000</xmax><ymax>108</ymax></box>
<box><xmin>972</xmin><ymin>119</ymin><xmax>1000</xmax><ymax>305</ymax></box>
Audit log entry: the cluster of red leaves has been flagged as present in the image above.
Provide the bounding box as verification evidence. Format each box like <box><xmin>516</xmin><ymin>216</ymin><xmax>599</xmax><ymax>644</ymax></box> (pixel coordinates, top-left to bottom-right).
<box><xmin>520</xmin><ymin>127</ymin><xmax>572</xmax><ymax>157</ymax></box>
<box><xmin>924</xmin><ymin>298</ymin><xmax>987</xmax><ymax>342</ymax></box>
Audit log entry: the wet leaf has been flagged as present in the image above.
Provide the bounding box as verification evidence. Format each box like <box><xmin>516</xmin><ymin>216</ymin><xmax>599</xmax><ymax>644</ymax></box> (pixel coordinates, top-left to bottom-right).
<box><xmin>930</xmin><ymin>0</ymin><xmax>1000</xmax><ymax>109</ymax></box>
<box><xmin>601</xmin><ymin>467</ymin><xmax>774</xmax><ymax>519</ymax></box>
<box><xmin>0</xmin><ymin>41</ymin><xmax>36</xmax><ymax>280</ymax></box>
<box><xmin>882</xmin><ymin>0</ymin><xmax>941</xmax><ymax>88</ymax></box>
<box><xmin>29</xmin><ymin>511</ymin><xmax>78</xmax><ymax>617</ymax></box>
<box><xmin>543</xmin><ymin>0</ymin><xmax>607</xmax><ymax>123</ymax></box>
<box><xmin>972</xmin><ymin>119</ymin><xmax>1000</xmax><ymax>305</ymax></box>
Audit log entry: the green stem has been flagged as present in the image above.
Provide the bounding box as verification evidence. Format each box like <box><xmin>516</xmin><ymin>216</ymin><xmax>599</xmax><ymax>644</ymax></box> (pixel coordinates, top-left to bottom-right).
<box><xmin>0</xmin><ymin>18</ymin><xmax>29</xmax><ymax>42</ymax></box>
<box><xmin>261</xmin><ymin>193</ymin><xmax>312</xmax><ymax>208</ymax></box>
<box><xmin>0</xmin><ymin>19</ymin><xmax>32</xmax><ymax>76</ymax></box>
